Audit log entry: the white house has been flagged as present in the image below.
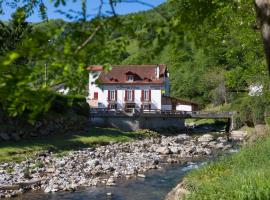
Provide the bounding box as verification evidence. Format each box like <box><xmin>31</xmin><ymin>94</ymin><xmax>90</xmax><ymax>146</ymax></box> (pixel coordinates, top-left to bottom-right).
<box><xmin>86</xmin><ymin>65</ymin><xmax>198</xmax><ymax>112</ymax></box>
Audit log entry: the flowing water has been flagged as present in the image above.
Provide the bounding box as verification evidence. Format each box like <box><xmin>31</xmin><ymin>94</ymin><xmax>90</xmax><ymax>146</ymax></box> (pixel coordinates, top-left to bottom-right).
<box><xmin>14</xmin><ymin>162</ymin><xmax>203</xmax><ymax>200</ymax></box>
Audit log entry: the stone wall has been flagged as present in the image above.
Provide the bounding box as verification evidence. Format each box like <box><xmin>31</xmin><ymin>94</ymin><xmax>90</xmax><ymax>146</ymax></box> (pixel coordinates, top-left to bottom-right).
<box><xmin>0</xmin><ymin>111</ymin><xmax>89</xmax><ymax>142</ymax></box>
<box><xmin>90</xmin><ymin>116</ymin><xmax>185</xmax><ymax>131</ymax></box>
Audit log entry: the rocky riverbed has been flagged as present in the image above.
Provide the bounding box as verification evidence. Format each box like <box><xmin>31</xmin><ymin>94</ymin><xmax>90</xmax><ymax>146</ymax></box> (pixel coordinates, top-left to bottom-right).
<box><xmin>0</xmin><ymin>133</ymin><xmax>244</xmax><ymax>199</ymax></box>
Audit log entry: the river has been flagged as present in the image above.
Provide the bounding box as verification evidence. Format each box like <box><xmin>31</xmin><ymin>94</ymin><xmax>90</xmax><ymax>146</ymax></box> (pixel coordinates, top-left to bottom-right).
<box><xmin>13</xmin><ymin>162</ymin><xmax>203</xmax><ymax>200</ymax></box>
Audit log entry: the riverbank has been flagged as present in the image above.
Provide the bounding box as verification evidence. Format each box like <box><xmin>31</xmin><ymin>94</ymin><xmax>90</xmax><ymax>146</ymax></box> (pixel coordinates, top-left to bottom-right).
<box><xmin>0</xmin><ymin>132</ymin><xmax>237</xmax><ymax>198</ymax></box>
<box><xmin>0</xmin><ymin>127</ymin><xmax>148</xmax><ymax>162</ymax></box>
<box><xmin>167</xmin><ymin>128</ymin><xmax>270</xmax><ymax>200</ymax></box>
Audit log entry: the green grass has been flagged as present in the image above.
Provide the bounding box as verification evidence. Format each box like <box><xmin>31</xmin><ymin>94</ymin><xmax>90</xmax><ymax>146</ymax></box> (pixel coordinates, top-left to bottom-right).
<box><xmin>0</xmin><ymin>127</ymin><xmax>142</xmax><ymax>162</ymax></box>
<box><xmin>184</xmin><ymin>135</ymin><xmax>270</xmax><ymax>200</ymax></box>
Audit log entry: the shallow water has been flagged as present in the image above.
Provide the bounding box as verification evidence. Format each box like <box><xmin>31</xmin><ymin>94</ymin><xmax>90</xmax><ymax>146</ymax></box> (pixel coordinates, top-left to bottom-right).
<box><xmin>14</xmin><ymin>163</ymin><xmax>201</xmax><ymax>200</ymax></box>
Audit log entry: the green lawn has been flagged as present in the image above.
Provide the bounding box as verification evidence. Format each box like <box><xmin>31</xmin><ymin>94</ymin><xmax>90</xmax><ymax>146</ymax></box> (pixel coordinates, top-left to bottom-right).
<box><xmin>0</xmin><ymin>127</ymin><xmax>142</xmax><ymax>162</ymax></box>
<box><xmin>184</xmin><ymin>135</ymin><xmax>270</xmax><ymax>200</ymax></box>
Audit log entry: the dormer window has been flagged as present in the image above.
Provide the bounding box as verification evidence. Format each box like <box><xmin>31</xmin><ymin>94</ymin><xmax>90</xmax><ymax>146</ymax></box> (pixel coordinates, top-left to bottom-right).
<box><xmin>127</xmin><ymin>75</ymin><xmax>134</xmax><ymax>82</ymax></box>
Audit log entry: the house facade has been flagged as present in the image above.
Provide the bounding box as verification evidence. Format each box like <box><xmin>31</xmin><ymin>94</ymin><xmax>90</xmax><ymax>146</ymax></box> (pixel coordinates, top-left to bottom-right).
<box><xmin>87</xmin><ymin>65</ymin><xmax>197</xmax><ymax>112</ymax></box>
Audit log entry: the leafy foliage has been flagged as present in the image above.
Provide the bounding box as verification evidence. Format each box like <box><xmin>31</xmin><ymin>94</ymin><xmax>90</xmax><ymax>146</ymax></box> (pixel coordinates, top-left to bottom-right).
<box><xmin>0</xmin><ymin>0</ymin><xmax>268</xmax><ymax>123</ymax></box>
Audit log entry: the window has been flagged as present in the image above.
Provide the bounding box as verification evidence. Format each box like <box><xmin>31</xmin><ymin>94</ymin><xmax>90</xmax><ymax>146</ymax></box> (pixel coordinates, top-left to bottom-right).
<box><xmin>127</xmin><ymin>75</ymin><xmax>134</xmax><ymax>82</ymax></box>
<box><xmin>142</xmin><ymin>90</ymin><xmax>151</xmax><ymax>101</ymax></box>
<box><xmin>144</xmin><ymin>90</ymin><xmax>150</xmax><ymax>101</ymax></box>
<box><xmin>127</xmin><ymin>90</ymin><xmax>132</xmax><ymax>101</ymax></box>
<box><xmin>109</xmin><ymin>90</ymin><xmax>115</xmax><ymax>100</ymax></box>
<box><xmin>94</xmin><ymin>92</ymin><xmax>98</xmax><ymax>100</ymax></box>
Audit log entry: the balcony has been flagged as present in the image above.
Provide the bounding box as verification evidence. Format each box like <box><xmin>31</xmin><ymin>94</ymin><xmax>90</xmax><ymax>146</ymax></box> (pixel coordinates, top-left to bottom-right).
<box><xmin>107</xmin><ymin>98</ymin><xmax>117</xmax><ymax>103</ymax></box>
<box><xmin>141</xmin><ymin>98</ymin><xmax>151</xmax><ymax>103</ymax></box>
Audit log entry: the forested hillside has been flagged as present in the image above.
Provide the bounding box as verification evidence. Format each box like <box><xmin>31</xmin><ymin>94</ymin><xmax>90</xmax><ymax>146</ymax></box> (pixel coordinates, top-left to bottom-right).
<box><xmin>1</xmin><ymin>0</ymin><xmax>269</xmax><ymax>126</ymax></box>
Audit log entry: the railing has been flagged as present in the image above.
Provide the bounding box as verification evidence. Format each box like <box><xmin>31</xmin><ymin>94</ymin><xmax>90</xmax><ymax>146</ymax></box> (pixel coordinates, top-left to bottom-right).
<box><xmin>90</xmin><ymin>108</ymin><xmax>234</xmax><ymax>118</ymax></box>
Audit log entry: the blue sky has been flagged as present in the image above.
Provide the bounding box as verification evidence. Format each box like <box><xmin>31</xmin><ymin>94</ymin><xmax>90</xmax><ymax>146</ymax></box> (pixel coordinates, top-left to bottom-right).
<box><xmin>1</xmin><ymin>0</ymin><xmax>166</xmax><ymax>22</ymax></box>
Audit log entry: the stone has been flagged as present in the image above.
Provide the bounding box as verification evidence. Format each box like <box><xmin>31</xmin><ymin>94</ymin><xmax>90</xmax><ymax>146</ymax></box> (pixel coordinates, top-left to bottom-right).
<box><xmin>230</xmin><ymin>130</ymin><xmax>248</xmax><ymax>141</ymax></box>
<box><xmin>106</xmin><ymin>177</ymin><xmax>116</xmax><ymax>186</ymax></box>
<box><xmin>156</xmin><ymin>147</ymin><xmax>172</xmax><ymax>155</ymax></box>
<box><xmin>46</xmin><ymin>168</ymin><xmax>55</xmax><ymax>173</ymax></box>
<box><xmin>175</xmin><ymin>134</ymin><xmax>191</xmax><ymax>143</ymax></box>
<box><xmin>216</xmin><ymin>143</ymin><xmax>225</xmax><ymax>149</ymax></box>
<box><xmin>169</xmin><ymin>147</ymin><xmax>181</xmax><ymax>154</ymax></box>
<box><xmin>217</xmin><ymin>137</ymin><xmax>227</xmax><ymax>143</ymax></box>
<box><xmin>0</xmin><ymin>133</ymin><xmax>10</xmax><ymax>141</ymax></box>
<box><xmin>197</xmin><ymin>134</ymin><xmax>214</xmax><ymax>143</ymax></box>
<box><xmin>107</xmin><ymin>192</ymin><xmax>112</xmax><ymax>196</ymax></box>
<box><xmin>87</xmin><ymin>159</ymin><xmax>100</xmax><ymax>167</ymax></box>
<box><xmin>137</xmin><ymin>174</ymin><xmax>146</xmax><ymax>178</ymax></box>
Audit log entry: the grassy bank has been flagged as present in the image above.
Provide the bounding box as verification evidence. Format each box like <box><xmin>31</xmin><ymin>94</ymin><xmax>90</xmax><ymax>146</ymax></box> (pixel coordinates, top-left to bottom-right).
<box><xmin>0</xmin><ymin>127</ymin><xmax>144</xmax><ymax>162</ymax></box>
<box><xmin>184</xmin><ymin>135</ymin><xmax>270</xmax><ymax>200</ymax></box>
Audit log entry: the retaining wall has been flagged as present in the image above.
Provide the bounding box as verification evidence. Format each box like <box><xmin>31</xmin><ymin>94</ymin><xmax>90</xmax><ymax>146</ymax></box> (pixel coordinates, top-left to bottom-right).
<box><xmin>90</xmin><ymin>116</ymin><xmax>185</xmax><ymax>131</ymax></box>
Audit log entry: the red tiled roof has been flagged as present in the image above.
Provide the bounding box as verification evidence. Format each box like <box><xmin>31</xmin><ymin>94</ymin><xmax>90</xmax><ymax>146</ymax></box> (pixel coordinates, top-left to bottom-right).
<box><xmin>87</xmin><ymin>65</ymin><xmax>103</xmax><ymax>71</ymax></box>
<box><xmin>88</xmin><ymin>65</ymin><xmax>167</xmax><ymax>85</ymax></box>
<box><xmin>162</xmin><ymin>96</ymin><xmax>198</xmax><ymax>106</ymax></box>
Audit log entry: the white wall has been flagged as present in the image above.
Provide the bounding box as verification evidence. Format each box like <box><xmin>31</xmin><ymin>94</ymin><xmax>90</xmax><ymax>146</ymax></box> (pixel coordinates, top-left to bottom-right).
<box><xmin>88</xmin><ymin>75</ymin><xmax>163</xmax><ymax>110</ymax></box>
<box><xmin>176</xmin><ymin>104</ymin><xmax>192</xmax><ymax>112</ymax></box>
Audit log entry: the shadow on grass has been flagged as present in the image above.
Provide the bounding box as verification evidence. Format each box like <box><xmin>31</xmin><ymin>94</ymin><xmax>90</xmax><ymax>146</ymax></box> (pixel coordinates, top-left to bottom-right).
<box><xmin>0</xmin><ymin>127</ymin><xmax>139</xmax><ymax>162</ymax></box>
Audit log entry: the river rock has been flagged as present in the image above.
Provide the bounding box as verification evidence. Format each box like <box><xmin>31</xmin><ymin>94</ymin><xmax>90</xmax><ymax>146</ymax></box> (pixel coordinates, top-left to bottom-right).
<box><xmin>106</xmin><ymin>177</ymin><xmax>116</xmax><ymax>186</ymax></box>
<box><xmin>169</xmin><ymin>147</ymin><xmax>181</xmax><ymax>154</ymax></box>
<box><xmin>230</xmin><ymin>130</ymin><xmax>248</xmax><ymax>141</ymax></box>
<box><xmin>175</xmin><ymin>134</ymin><xmax>191</xmax><ymax>143</ymax></box>
<box><xmin>137</xmin><ymin>174</ymin><xmax>146</xmax><ymax>178</ymax></box>
<box><xmin>156</xmin><ymin>147</ymin><xmax>172</xmax><ymax>155</ymax></box>
<box><xmin>197</xmin><ymin>134</ymin><xmax>214</xmax><ymax>143</ymax></box>
<box><xmin>0</xmin><ymin>133</ymin><xmax>237</xmax><ymax>198</ymax></box>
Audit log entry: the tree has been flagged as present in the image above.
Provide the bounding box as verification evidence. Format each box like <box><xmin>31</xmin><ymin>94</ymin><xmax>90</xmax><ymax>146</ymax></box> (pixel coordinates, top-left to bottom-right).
<box><xmin>255</xmin><ymin>0</ymin><xmax>270</xmax><ymax>76</ymax></box>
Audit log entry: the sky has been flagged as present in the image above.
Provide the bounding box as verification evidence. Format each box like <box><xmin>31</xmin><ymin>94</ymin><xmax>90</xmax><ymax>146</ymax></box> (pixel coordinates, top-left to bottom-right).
<box><xmin>0</xmin><ymin>0</ymin><xmax>166</xmax><ymax>22</ymax></box>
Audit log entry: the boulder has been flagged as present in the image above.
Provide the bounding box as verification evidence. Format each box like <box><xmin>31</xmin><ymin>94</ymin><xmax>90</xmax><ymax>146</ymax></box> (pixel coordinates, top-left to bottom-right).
<box><xmin>175</xmin><ymin>134</ymin><xmax>191</xmax><ymax>143</ymax></box>
<box><xmin>169</xmin><ymin>147</ymin><xmax>181</xmax><ymax>154</ymax></box>
<box><xmin>106</xmin><ymin>177</ymin><xmax>116</xmax><ymax>186</ymax></box>
<box><xmin>0</xmin><ymin>133</ymin><xmax>10</xmax><ymax>141</ymax></box>
<box><xmin>230</xmin><ymin>130</ymin><xmax>248</xmax><ymax>141</ymax></box>
<box><xmin>156</xmin><ymin>147</ymin><xmax>172</xmax><ymax>155</ymax></box>
<box><xmin>137</xmin><ymin>174</ymin><xmax>146</xmax><ymax>178</ymax></box>
<box><xmin>197</xmin><ymin>134</ymin><xmax>214</xmax><ymax>143</ymax></box>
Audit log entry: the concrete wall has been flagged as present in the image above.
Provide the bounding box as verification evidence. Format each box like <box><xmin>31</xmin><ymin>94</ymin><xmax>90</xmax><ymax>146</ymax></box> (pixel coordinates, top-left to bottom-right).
<box><xmin>90</xmin><ymin>116</ymin><xmax>185</xmax><ymax>131</ymax></box>
<box><xmin>162</xmin><ymin>104</ymin><xmax>172</xmax><ymax>111</ymax></box>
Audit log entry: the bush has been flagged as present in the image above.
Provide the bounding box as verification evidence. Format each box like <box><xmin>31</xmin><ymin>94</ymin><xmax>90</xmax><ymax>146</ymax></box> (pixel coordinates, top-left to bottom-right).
<box><xmin>233</xmin><ymin>95</ymin><xmax>270</xmax><ymax>127</ymax></box>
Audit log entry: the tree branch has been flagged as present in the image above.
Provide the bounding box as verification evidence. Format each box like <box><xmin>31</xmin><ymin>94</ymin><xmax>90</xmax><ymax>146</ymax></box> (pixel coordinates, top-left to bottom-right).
<box><xmin>75</xmin><ymin>25</ymin><xmax>101</xmax><ymax>54</ymax></box>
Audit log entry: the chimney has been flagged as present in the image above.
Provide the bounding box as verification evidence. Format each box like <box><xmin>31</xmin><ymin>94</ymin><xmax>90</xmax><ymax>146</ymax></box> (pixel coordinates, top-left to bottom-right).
<box><xmin>156</xmin><ymin>65</ymin><xmax>160</xmax><ymax>79</ymax></box>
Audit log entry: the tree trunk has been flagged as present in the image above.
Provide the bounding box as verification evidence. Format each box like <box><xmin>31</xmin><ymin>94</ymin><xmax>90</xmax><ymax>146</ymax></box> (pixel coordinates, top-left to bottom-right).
<box><xmin>255</xmin><ymin>0</ymin><xmax>270</xmax><ymax>76</ymax></box>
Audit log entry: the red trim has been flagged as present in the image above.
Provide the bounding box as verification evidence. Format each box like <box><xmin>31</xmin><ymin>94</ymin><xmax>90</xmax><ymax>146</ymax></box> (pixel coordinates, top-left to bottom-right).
<box><xmin>141</xmin><ymin>90</ymin><xmax>144</xmax><ymax>101</ymax></box>
<box><xmin>108</xmin><ymin>90</ymin><xmax>110</xmax><ymax>101</ymax></box>
<box><xmin>149</xmin><ymin>90</ymin><xmax>151</xmax><ymax>101</ymax></box>
<box><xmin>125</xmin><ymin>90</ymin><xmax>127</xmax><ymax>101</ymax></box>
<box><xmin>94</xmin><ymin>92</ymin><xmax>98</xmax><ymax>100</ymax></box>
<box><xmin>115</xmin><ymin>90</ymin><xmax>118</xmax><ymax>101</ymax></box>
<box><xmin>132</xmin><ymin>90</ymin><xmax>135</xmax><ymax>101</ymax></box>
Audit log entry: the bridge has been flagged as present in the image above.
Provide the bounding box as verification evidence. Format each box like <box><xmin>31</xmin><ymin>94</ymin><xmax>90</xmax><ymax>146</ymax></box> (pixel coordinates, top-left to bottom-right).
<box><xmin>90</xmin><ymin>108</ymin><xmax>235</xmax><ymax>132</ymax></box>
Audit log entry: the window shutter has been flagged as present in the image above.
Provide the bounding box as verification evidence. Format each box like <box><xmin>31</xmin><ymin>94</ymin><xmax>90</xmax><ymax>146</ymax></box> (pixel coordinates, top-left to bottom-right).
<box><xmin>108</xmin><ymin>90</ymin><xmax>110</xmax><ymax>101</ymax></box>
<box><xmin>141</xmin><ymin>90</ymin><xmax>144</xmax><ymax>101</ymax></box>
<box><xmin>132</xmin><ymin>90</ymin><xmax>135</xmax><ymax>101</ymax></box>
<box><xmin>125</xmin><ymin>90</ymin><xmax>127</xmax><ymax>101</ymax></box>
<box><xmin>115</xmin><ymin>90</ymin><xmax>118</xmax><ymax>101</ymax></box>
<box><xmin>149</xmin><ymin>90</ymin><xmax>151</xmax><ymax>101</ymax></box>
